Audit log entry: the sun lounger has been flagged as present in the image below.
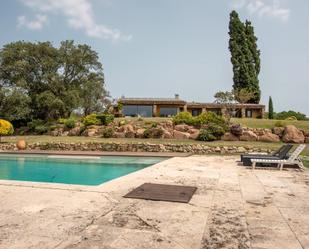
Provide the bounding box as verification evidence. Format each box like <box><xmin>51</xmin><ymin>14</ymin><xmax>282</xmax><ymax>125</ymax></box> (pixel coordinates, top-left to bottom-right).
<box><xmin>251</xmin><ymin>144</ymin><xmax>306</xmax><ymax>171</ymax></box>
<box><xmin>241</xmin><ymin>144</ymin><xmax>293</xmax><ymax>166</ymax></box>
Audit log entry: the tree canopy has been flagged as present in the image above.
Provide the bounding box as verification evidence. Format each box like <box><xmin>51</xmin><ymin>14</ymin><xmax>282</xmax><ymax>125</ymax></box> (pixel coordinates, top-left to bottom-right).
<box><xmin>0</xmin><ymin>40</ymin><xmax>109</xmax><ymax>124</ymax></box>
<box><xmin>229</xmin><ymin>11</ymin><xmax>261</xmax><ymax>104</ymax></box>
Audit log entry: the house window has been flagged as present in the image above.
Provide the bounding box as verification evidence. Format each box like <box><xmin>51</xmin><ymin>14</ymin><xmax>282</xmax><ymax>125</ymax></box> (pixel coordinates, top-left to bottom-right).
<box><xmin>246</xmin><ymin>109</ymin><xmax>253</xmax><ymax>118</ymax></box>
<box><xmin>122</xmin><ymin>105</ymin><xmax>153</xmax><ymax>117</ymax></box>
<box><xmin>191</xmin><ymin>109</ymin><xmax>202</xmax><ymax>116</ymax></box>
<box><xmin>160</xmin><ymin>107</ymin><xmax>178</xmax><ymax>117</ymax></box>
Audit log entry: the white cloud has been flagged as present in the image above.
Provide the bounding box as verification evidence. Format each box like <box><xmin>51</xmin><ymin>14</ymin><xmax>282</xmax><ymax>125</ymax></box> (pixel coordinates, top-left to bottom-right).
<box><xmin>19</xmin><ymin>0</ymin><xmax>132</xmax><ymax>41</ymax></box>
<box><xmin>231</xmin><ymin>0</ymin><xmax>290</xmax><ymax>22</ymax></box>
<box><xmin>17</xmin><ymin>14</ymin><xmax>47</xmax><ymax>30</ymax></box>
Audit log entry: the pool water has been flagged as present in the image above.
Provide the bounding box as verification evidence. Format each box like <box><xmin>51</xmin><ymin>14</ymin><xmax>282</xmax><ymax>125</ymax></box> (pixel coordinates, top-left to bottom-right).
<box><xmin>0</xmin><ymin>155</ymin><xmax>166</xmax><ymax>186</ymax></box>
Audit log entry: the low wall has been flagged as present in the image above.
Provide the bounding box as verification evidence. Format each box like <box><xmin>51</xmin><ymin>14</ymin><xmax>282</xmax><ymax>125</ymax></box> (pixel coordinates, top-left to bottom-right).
<box><xmin>0</xmin><ymin>142</ymin><xmax>273</xmax><ymax>154</ymax></box>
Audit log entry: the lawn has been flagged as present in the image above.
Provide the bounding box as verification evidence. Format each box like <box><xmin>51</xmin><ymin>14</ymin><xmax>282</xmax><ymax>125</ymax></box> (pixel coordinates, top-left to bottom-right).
<box><xmin>230</xmin><ymin>118</ymin><xmax>309</xmax><ymax>130</ymax></box>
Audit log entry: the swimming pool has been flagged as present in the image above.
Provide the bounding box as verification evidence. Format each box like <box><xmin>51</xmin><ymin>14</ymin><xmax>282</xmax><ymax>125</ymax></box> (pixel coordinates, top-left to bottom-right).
<box><xmin>0</xmin><ymin>154</ymin><xmax>166</xmax><ymax>186</ymax></box>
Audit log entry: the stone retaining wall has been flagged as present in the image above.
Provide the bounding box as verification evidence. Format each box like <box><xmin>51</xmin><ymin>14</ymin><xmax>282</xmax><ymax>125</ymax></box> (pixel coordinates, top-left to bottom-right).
<box><xmin>0</xmin><ymin>142</ymin><xmax>273</xmax><ymax>154</ymax></box>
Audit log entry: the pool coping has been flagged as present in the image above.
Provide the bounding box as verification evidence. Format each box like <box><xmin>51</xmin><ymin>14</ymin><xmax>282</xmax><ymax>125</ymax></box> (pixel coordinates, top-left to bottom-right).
<box><xmin>0</xmin><ymin>150</ymin><xmax>192</xmax><ymax>157</ymax></box>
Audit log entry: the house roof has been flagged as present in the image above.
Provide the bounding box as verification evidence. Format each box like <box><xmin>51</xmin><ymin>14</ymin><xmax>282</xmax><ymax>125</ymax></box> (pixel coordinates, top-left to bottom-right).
<box><xmin>186</xmin><ymin>102</ymin><xmax>265</xmax><ymax>108</ymax></box>
<box><xmin>118</xmin><ymin>98</ymin><xmax>186</xmax><ymax>105</ymax></box>
<box><xmin>118</xmin><ymin>98</ymin><xmax>265</xmax><ymax>109</ymax></box>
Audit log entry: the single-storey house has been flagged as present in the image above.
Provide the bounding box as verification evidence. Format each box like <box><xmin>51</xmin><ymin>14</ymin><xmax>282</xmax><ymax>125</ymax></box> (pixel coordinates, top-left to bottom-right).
<box><xmin>113</xmin><ymin>95</ymin><xmax>265</xmax><ymax>118</ymax></box>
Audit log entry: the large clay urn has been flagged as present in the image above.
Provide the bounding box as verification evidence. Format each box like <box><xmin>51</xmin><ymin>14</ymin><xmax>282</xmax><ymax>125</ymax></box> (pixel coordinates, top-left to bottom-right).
<box><xmin>16</xmin><ymin>140</ymin><xmax>27</xmax><ymax>150</ymax></box>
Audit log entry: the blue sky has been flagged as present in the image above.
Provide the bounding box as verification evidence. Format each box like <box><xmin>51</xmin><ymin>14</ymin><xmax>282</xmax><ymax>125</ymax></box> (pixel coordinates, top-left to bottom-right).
<box><xmin>0</xmin><ymin>0</ymin><xmax>308</xmax><ymax>115</ymax></box>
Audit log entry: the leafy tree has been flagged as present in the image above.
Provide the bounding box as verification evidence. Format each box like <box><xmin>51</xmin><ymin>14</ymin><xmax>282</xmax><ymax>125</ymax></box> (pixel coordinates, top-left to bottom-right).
<box><xmin>268</xmin><ymin>96</ymin><xmax>274</xmax><ymax>119</ymax></box>
<box><xmin>0</xmin><ymin>88</ymin><xmax>31</xmax><ymax>124</ymax></box>
<box><xmin>275</xmin><ymin>110</ymin><xmax>307</xmax><ymax>120</ymax></box>
<box><xmin>214</xmin><ymin>91</ymin><xmax>235</xmax><ymax>104</ymax></box>
<box><xmin>0</xmin><ymin>40</ymin><xmax>109</xmax><ymax>123</ymax></box>
<box><xmin>232</xmin><ymin>89</ymin><xmax>255</xmax><ymax>104</ymax></box>
<box><xmin>229</xmin><ymin>11</ymin><xmax>261</xmax><ymax>103</ymax></box>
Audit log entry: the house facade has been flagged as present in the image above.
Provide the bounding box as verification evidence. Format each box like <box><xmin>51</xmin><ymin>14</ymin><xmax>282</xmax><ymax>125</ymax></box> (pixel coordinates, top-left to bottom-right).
<box><xmin>114</xmin><ymin>95</ymin><xmax>265</xmax><ymax>118</ymax></box>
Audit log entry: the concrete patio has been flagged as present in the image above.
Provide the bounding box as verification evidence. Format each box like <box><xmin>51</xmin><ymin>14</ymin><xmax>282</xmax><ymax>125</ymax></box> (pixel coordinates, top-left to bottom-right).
<box><xmin>0</xmin><ymin>155</ymin><xmax>308</xmax><ymax>249</ymax></box>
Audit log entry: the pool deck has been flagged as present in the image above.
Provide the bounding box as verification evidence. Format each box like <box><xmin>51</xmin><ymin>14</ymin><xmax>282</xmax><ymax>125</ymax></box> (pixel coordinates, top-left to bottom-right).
<box><xmin>0</xmin><ymin>155</ymin><xmax>309</xmax><ymax>249</ymax></box>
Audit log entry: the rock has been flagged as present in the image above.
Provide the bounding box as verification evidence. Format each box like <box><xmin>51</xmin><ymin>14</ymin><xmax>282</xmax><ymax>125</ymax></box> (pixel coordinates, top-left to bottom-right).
<box><xmin>125</xmin><ymin>131</ymin><xmax>136</xmax><ymax>138</ymax></box>
<box><xmin>230</xmin><ymin>124</ymin><xmax>243</xmax><ymax>136</ymax></box>
<box><xmin>162</xmin><ymin>121</ymin><xmax>174</xmax><ymax>130</ymax></box>
<box><xmin>272</xmin><ymin>127</ymin><xmax>285</xmax><ymax>137</ymax></box>
<box><xmin>174</xmin><ymin>124</ymin><xmax>190</xmax><ymax>132</ymax></box>
<box><xmin>113</xmin><ymin>132</ymin><xmax>126</xmax><ymax>138</ymax></box>
<box><xmin>173</xmin><ymin>130</ymin><xmax>190</xmax><ymax>139</ymax></box>
<box><xmin>282</xmin><ymin>125</ymin><xmax>305</xmax><ymax>143</ymax></box>
<box><xmin>68</xmin><ymin>127</ymin><xmax>81</xmax><ymax>136</ymax></box>
<box><xmin>303</xmin><ymin>130</ymin><xmax>309</xmax><ymax>137</ymax></box>
<box><xmin>136</xmin><ymin>128</ymin><xmax>146</xmax><ymax>138</ymax></box>
<box><xmin>119</xmin><ymin>124</ymin><xmax>134</xmax><ymax>133</ymax></box>
<box><xmin>258</xmin><ymin>132</ymin><xmax>280</xmax><ymax>143</ymax></box>
<box><xmin>162</xmin><ymin>131</ymin><xmax>173</xmax><ymax>139</ymax></box>
<box><xmin>188</xmin><ymin>128</ymin><xmax>199</xmax><ymax>134</ymax></box>
<box><xmin>237</xmin><ymin>147</ymin><xmax>247</xmax><ymax>153</ymax></box>
<box><xmin>189</xmin><ymin>131</ymin><xmax>200</xmax><ymax>140</ymax></box>
<box><xmin>305</xmin><ymin>137</ymin><xmax>309</xmax><ymax>143</ymax></box>
<box><xmin>82</xmin><ymin>129</ymin><xmax>97</xmax><ymax>137</ymax></box>
<box><xmin>240</xmin><ymin>131</ymin><xmax>258</xmax><ymax>141</ymax></box>
<box><xmin>16</xmin><ymin>140</ymin><xmax>27</xmax><ymax>150</ymax></box>
<box><xmin>221</xmin><ymin>132</ymin><xmax>239</xmax><ymax>141</ymax></box>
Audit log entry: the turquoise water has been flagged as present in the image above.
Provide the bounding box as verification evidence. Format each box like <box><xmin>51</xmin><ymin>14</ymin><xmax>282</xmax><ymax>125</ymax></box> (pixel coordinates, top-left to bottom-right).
<box><xmin>0</xmin><ymin>155</ymin><xmax>166</xmax><ymax>186</ymax></box>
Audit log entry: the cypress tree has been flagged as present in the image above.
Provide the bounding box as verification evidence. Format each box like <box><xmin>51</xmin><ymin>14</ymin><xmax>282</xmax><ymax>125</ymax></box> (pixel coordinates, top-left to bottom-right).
<box><xmin>268</xmin><ymin>96</ymin><xmax>274</xmax><ymax>119</ymax></box>
<box><xmin>229</xmin><ymin>11</ymin><xmax>261</xmax><ymax>103</ymax></box>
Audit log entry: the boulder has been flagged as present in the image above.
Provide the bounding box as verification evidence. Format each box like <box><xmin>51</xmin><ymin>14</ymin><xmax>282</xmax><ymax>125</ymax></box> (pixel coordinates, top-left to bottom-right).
<box><xmin>174</xmin><ymin>124</ymin><xmax>190</xmax><ymax>132</ymax></box>
<box><xmin>272</xmin><ymin>127</ymin><xmax>285</xmax><ymax>137</ymax></box>
<box><xmin>113</xmin><ymin>132</ymin><xmax>126</xmax><ymax>138</ymax></box>
<box><xmin>188</xmin><ymin>128</ymin><xmax>199</xmax><ymax>134</ymax></box>
<box><xmin>136</xmin><ymin>128</ymin><xmax>146</xmax><ymax>138</ymax></box>
<box><xmin>189</xmin><ymin>131</ymin><xmax>200</xmax><ymax>140</ymax></box>
<box><xmin>303</xmin><ymin>130</ymin><xmax>309</xmax><ymax>137</ymax></box>
<box><xmin>162</xmin><ymin>121</ymin><xmax>174</xmax><ymax>130</ymax></box>
<box><xmin>305</xmin><ymin>137</ymin><xmax>309</xmax><ymax>144</ymax></box>
<box><xmin>173</xmin><ymin>130</ymin><xmax>190</xmax><ymax>139</ymax></box>
<box><xmin>240</xmin><ymin>131</ymin><xmax>258</xmax><ymax>141</ymax></box>
<box><xmin>162</xmin><ymin>130</ymin><xmax>173</xmax><ymax>139</ymax></box>
<box><xmin>282</xmin><ymin>125</ymin><xmax>305</xmax><ymax>143</ymax></box>
<box><xmin>230</xmin><ymin>124</ymin><xmax>243</xmax><ymax>136</ymax></box>
<box><xmin>221</xmin><ymin>132</ymin><xmax>239</xmax><ymax>141</ymax></box>
<box><xmin>118</xmin><ymin>124</ymin><xmax>134</xmax><ymax>133</ymax></box>
<box><xmin>68</xmin><ymin>127</ymin><xmax>81</xmax><ymax>136</ymax></box>
<box><xmin>258</xmin><ymin>132</ymin><xmax>280</xmax><ymax>143</ymax></box>
<box><xmin>82</xmin><ymin>129</ymin><xmax>97</xmax><ymax>137</ymax></box>
<box><xmin>125</xmin><ymin>131</ymin><xmax>136</xmax><ymax>138</ymax></box>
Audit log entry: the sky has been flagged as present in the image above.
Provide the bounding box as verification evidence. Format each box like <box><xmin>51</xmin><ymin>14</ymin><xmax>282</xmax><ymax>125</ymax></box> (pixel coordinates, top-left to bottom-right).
<box><xmin>0</xmin><ymin>0</ymin><xmax>308</xmax><ymax>115</ymax></box>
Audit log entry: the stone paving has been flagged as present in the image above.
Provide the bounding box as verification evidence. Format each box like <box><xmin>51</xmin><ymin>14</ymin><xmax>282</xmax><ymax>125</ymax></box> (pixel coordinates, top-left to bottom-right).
<box><xmin>0</xmin><ymin>155</ymin><xmax>308</xmax><ymax>249</ymax></box>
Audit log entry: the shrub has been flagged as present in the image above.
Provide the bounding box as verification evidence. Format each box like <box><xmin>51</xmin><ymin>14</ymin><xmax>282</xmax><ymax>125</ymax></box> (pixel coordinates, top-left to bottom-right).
<box><xmin>64</xmin><ymin>118</ymin><xmax>76</xmax><ymax>129</ymax></box>
<box><xmin>57</xmin><ymin>118</ymin><xmax>67</xmax><ymax>124</ymax></box>
<box><xmin>34</xmin><ymin>125</ymin><xmax>49</xmax><ymax>134</ymax></box>
<box><xmin>173</xmin><ymin>112</ymin><xmax>194</xmax><ymax>125</ymax></box>
<box><xmin>27</xmin><ymin>119</ymin><xmax>44</xmax><ymax>131</ymax></box>
<box><xmin>274</xmin><ymin>121</ymin><xmax>285</xmax><ymax>127</ymax></box>
<box><xmin>285</xmin><ymin>116</ymin><xmax>297</xmax><ymax>121</ymax></box>
<box><xmin>97</xmin><ymin>114</ymin><xmax>114</xmax><ymax>125</ymax></box>
<box><xmin>102</xmin><ymin>127</ymin><xmax>114</xmax><ymax>138</ymax></box>
<box><xmin>143</xmin><ymin>128</ymin><xmax>164</xmax><ymax>138</ymax></box>
<box><xmin>0</xmin><ymin>119</ymin><xmax>14</xmax><ymax>140</ymax></box>
<box><xmin>275</xmin><ymin>110</ymin><xmax>307</xmax><ymax>120</ymax></box>
<box><xmin>197</xmin><ymin>123</ymin><xmax>227</xmax><ymax>141</ymax></box>
<box><xmin>119</xmin><ymin>120</ymin><xmax>128</xmax><ymax>126</ymax></box>
<box><xmin>82</xmin><ymin>114</ymin><xmax>101</xmax><ymax>126</ymax></box>
<box><xmin>193</xmin><ymin>112</ymin><xmax>227</xmax><ymax>127</ymax></box>
<box><xmin>197</xmin><ymin>129</ymin><xmax>216</xmax><ymax>141</ymax></box>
